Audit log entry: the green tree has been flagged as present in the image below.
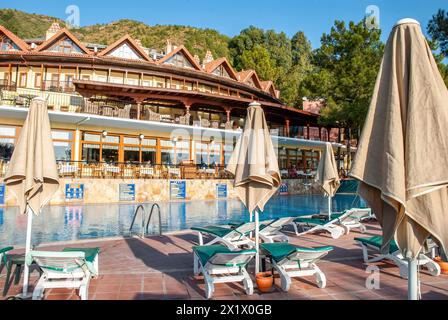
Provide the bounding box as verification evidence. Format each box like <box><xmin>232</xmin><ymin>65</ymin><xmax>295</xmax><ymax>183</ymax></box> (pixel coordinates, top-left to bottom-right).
<box><xmin>240</xmin><ymin>45</ymin><xmax>276</xmax><ymax>81</ymax></box>
<box><xmin>302</xmin><ymin>20</ymin><xmax>384</xmax><ymax>133</ymax></box>
<box><xmin>229</xmin><ymin>27</ymin><xmax>312</xmax><ymax>107</ymax></box>
<box><xmin>428</xmin><ymin>9</ymin><xmax>448</xmax><ymax>56</ymax></box>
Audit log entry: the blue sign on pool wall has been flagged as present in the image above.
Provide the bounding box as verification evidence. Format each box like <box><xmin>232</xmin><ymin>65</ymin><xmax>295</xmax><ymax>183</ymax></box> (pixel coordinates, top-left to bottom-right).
<box><xmin>0</xmin><ymin>184</ymin><xmax>5</xmax><ymax>205</ymax></box>
<box><xmin>216</xmin><ymin>184</ymin><xmax>228</xmax><ymax>198</ymax></box>
<box><xmin>170</xmin><ymin>180</ymin><xmax>186</xmax><ymax>200</ymax></box>
<box><xmin>65</xmin><ymin>184</ymin><xmax>84</xmax><ymax>201</ymax></box>
<box><xmin>279</xmin><ymin>183</ymin><xmax>289</xmax><ymax>195</ymax></box>
<box><xmin>119</xmin><ymin>184</ymin><xmax>136</xmax><ymax>201</ymax></box>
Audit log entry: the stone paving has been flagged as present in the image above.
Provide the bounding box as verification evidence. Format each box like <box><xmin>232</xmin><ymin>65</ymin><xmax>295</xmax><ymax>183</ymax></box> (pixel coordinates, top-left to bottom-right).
<box><xmin>1</xmin><ymin>222</ymin><xmax>447</xmax><ymax>300</ymax></box>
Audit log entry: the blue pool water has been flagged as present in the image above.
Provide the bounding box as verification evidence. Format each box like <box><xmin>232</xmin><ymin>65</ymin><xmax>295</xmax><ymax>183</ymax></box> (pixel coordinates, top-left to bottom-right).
<box><xmin>0</xmin><ymin>195</ymin><xmax>366</xmax><ymax>246</ymax></box>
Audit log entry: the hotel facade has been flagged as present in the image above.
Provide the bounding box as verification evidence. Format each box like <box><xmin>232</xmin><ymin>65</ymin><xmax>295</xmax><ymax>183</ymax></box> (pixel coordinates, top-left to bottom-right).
<box><xmin>0</xmin><ymin>23</ymin><xmax>350</xmax><ymax>206</ymax></box>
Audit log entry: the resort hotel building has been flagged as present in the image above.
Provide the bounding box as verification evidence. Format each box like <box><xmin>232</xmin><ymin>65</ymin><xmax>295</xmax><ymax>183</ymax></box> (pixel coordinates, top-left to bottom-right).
<box><xmin>0</xmin><ymin>23</ymin><xmax>352</xmax><ymax>206</ymax></box>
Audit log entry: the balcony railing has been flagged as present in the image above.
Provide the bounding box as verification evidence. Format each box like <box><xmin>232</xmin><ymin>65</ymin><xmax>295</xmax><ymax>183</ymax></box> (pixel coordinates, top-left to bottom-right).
<box><xmin>41</xmin><ymin>80</ymin><xmax>76</xmax><ymax>94</ymax></box>
<box><xmin>0</xmin><ymin>80</ymin><xmax>17</xmax><ymax>91</ymax></box>
<box><xmin>0</xmin><ymin>160</ymin><xmax>328</xmax><ymax>180</ymax></box>
<box><xmin>0</xmin><ymin>85</ymin><xmax>331</xmax><ymax>139</ymax></box>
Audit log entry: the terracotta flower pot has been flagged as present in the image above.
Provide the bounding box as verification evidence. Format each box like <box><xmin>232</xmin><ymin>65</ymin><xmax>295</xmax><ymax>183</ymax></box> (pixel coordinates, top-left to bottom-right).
<box><xmin>256</xmin><ymin>272</ymin><xmax>274</xmax><ymax>293</ymax></box>
<box><xmin>434</xmin><ymin>257</ymin><xmax>448</xmax><ymax>275</ymax></box>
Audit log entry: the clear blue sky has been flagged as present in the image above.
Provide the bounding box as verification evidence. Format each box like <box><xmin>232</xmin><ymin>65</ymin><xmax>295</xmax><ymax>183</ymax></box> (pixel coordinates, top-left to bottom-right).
<box><xmin>1</xmin><ymin>0</ymin><xmax>446</xmax><ymax>47</ymax></box>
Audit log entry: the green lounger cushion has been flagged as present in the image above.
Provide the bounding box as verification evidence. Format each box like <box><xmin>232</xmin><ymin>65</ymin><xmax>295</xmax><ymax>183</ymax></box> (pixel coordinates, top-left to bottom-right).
<box><xmin>191</xmin><ymin>226</ymin><xmax>235</xmax><ymax>238</ymax></box>
<box><xmin>0</xmin><ymin>247</ymin><xmax>14</xmax><ymax>254</ymax></box>
<box><xmin>294</xmin><ymin>218</ymin><xmax>331</xmax><ymax>226</ymax></box>
<box><xmin>260</xmin><ymin>243</ymin><xmax>333</xmax><ymax>262</ymax></box>
<box><xmin>193</xmin><ymin>245</ymin><xmax>256</xmax><ymax>266</ymax></box>
<box><xmin>355</xmin><ymin>236</ymin><xmax>399</xmax><ymax>253</ymax></box>
<box><xmin>62</xmin><ymin>247</ymin><xmax>100</xmax><ymax>276</ymax></box>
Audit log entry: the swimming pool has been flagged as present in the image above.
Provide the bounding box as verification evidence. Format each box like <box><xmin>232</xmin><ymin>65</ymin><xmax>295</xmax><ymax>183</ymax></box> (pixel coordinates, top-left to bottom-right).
<box><xmin>0</xmin><ymin>195</ymin><xmax>366</xmax><ymax>246</ymax></box>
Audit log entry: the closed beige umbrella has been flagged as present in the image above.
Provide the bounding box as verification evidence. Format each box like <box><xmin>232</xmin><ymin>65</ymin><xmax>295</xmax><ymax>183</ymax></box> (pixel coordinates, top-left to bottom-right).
<box><xmin>4</xmin><ymin>97</ymin><xmax>60</xmax><ymax>297</ymax></box>
<box><xmin>316</xmin><ymin>142</ymin><xmax>340</xmax><ymax>218</ymax></box>
<box><xmin>350</xmin><ymin>19</ymin><xmax>448</xmax><ymax>300</ymax></box>
<box><xmin>227</xmin><ymin>102</ymin><xmax>281</xmax><ymax>273</ymax></box>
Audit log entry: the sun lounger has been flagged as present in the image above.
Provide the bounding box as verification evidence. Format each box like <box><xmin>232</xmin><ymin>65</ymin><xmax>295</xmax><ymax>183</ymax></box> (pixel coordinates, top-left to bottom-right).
<box><xmin>259</xmin><ymin>217</ymin><xmax>295</xmax><ymax>243</ymax></box>
<box><xmin>193</xmin><ymin>245</ymin><xmax>255</xmax><ymax>299</ymax></box>
<box><xmin>0</xmin><ymin>247</ymin><xmax>13</xmax><ymax>270</ymax></box>
<box><xmin>312</xmin><ymin>208</ymin><xmax>373</xmax><ymax>234</ymax></box>
<box><xmin>261</xmin><ymin>243</ymin><xmax>333</xmax><ymax>292</ymax></box>
<box><xmin>191</xmin><ymin>222</ymin><xmax>256</xmax><ymax>249</ymax></box>
<box><xmin>355</xmin><ymin>236</ymin><xmax>440</xmax><ymax>279</ymax></box>
<box><xmin>26</xmin><ymin>247</ymin><xmax>100</xmax><ymax>300</ymax></box>
<box><xmin>290</xmin><ymin>216</ymin><xmax>345</xmax><ymax>239</ymax></box>
<box><xmin>291</xmin><ymin>208</ymin><xmax>371</xmax><ymax>239</ymax></box>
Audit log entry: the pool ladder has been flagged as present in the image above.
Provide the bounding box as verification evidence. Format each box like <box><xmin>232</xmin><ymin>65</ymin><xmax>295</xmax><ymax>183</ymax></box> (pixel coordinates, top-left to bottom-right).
<box><xmin>129</xmin><ymin>203</ymin><xmax>162</xmax><ymax>238</ymax></box>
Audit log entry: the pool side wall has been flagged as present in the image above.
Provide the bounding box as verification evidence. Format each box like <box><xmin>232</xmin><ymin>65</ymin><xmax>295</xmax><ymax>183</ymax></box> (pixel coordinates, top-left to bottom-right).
<box><xmin>0</xmin><ymin>179</ymin><xmax>322</xmax><ymax>207</ymax></box>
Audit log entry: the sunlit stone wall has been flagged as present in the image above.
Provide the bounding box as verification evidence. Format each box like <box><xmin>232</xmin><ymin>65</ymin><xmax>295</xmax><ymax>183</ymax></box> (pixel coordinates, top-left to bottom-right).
<box><xmin>0</xmin><ymin>179</ymin><xmax>322</xmax><ymax>207</ymax></box>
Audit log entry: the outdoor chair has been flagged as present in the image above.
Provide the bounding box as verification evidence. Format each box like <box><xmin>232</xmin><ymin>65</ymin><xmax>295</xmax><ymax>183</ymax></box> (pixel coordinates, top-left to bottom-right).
<box><xmin>259</xmin><ymin>217</ymin><xmax>295</xmax><ymax>243</ymax></box>
<box><xmin>193</xmin><ymin>245</ymin><xmax>255</xmax><ymax>299</ymax></box>
<box><xmin>314</xmin><ymin>208</ymin><xmax>373</xmax><ymax>234</ymax></box>
<box><xmin>117</xmin><ymin>105</ymin><xmax>132</xmax><ymax>118</ymax></box>
<box><xmin>191</xmin><ymin>222</ymin><xmax>257</xmax><ymax>249</ymax></box>
<box><xmin>261</xmin><ymin>243</ymin><xmax>333</xmax><ymax>292</ymax></box>
<box><xmin>355</xmin><ymin>236</ymin><xmax>441</xmax><ymax>279</ymax></box>
<box><xmin>27</xmin><ymin>247</ymin><xmax>100</xmax><ymax>300</ymax></box>
<box><xmin>290</xmin><ymin>208</ymin><xmax>371</xmax><ymax>239</ymax></box>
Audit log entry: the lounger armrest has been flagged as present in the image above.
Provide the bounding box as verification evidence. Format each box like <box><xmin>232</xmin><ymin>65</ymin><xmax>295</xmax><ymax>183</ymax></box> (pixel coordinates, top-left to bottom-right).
<box><xmin>0</xmin><ymin>246</ymin><xmax>14</xmax><ymax>254</ymax></box>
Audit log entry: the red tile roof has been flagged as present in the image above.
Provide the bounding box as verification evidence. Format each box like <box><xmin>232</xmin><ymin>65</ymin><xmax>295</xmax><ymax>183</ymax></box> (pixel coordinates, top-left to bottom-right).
<box><xmin>0</xmin><ymin>25</ymin><xmax>30</xmax><ymax>51</ymax></box>
<box><xmin>156</xmin><ymin>45</ymin><xmax>202</xmax><ymax>71</ymax></box>
<box><xmin>97</xmin><ymin>34</ymin><xmax>153</xmax><ymax>62</ymax></box>
<box><xmin>236</xmin><ymin>70</ymin><xmax>263</xmax><ymax>90</ymax></box>
<box><xmin>35</xmin><ymin>28</ymin><xmax>92</xmax><ymax>54</ymax></box>
<box><xmin>204</xmin><ymin>57</ymin><xmax>238</xmax><ymax>80</ymax></box>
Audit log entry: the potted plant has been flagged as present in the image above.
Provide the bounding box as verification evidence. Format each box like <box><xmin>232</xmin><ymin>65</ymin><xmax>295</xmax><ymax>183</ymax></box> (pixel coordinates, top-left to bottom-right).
<box><xmin>256</xmin><ymin>271</ymin><xmax>274</xmax><ymax>293</ymax></box>
<box><xmin>435</xmin><ymin>247</ymin><xmax>448</xmax><ymax>275</ymax></box>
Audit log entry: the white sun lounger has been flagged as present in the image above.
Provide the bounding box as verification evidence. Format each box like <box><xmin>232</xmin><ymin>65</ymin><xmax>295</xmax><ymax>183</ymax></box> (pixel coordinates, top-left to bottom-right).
<box><xmin>193</xmin><ymin>245</ymin><xmax>255</xmax><ymax>299</ymax></box>
<box><xmin>26</xmin><ymin>247</ymin><xmax>100</xmax><ymax>300</ymax></box>
<box><xmin>259</xmin><ymin>217</ymin><xmax>295</xmax><ymax>243</ymax></box>
<box><xmin>261</xmin><ymin>243</ymin><xmax>333</xmax><ymax>292</ymax></box>
<box><xmin>355</xmin><ymin>236</ymin><xmax>440</xmax><ymax>279</ymax></box>
<box><xmin>291</xmin><ymin>208</ymin><xmax>371</xmax><ymax>239</ymax></box>
<box><xmin>191</xmin><ymin>222</ymin><xmax>257</xmax><ymax>249</ymax></box>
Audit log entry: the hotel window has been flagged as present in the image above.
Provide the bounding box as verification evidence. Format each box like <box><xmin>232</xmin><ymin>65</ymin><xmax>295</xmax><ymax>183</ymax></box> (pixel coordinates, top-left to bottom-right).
<box><xmin>52</xmin><ymin>130</ymin><xmax>74</xmax><ymax>161</ymax></box>
<box><xmin>81</xmin><ymin>133</ymin><xmax>119</xmax><ymax>163</ymax></box>
<box><xmin>50</xmin><ymin>74</ymin><xmax>60</xmax><ymax>89</ymax></box>
<box><xmin>287</xmin><ymin>149</ymin><xmax>302</xmax><ymax>169</ymax></box>
<box><xmin>19</xmin><ymin>72</ymin><xmax>27</xmax><ymax>88</ymax></box>
<box><xmin>108</xmin><ymin>43</ymin><xmax>143</xmax><ymax>60</ymax></box>
<box><xmin>166</xmin><ymin>53</ymin><xmax>194</xmax><ymax>69</ymax></box>
<box><xmin>34</xmin><ymin>73</ymin><xmax>42</xmax><ymax>88</ymax></box>
<box><xmin>224</xmin><ymin>144</ymin><xmax>235</xmax><ymax>165</ymax></box>
<box><xmin>212</xmin><ymin>65</ymin><xmax>231</xmax><ymax>78</ymax></box>
<box><xmin>123</xmin><ymin>137</ymin><xmax>157</xmax><ymax>164</ymax></box>
<box><xmin>81</xmin><ymin>75</ymin><xmax>91</xmax><ymax>81</ymax></box>
<box><xmin>195</xmin><ymin>142</ymin><xmax>221</xmax><ymax>166</ymax></box>
<box><xmin>0</xmin><ymin>125</ymin><xmax>17</xmax><ymax>161</ymax></box>
<box><xmin>48</xmin><ymin>37</ymin><xmax>83</xmax><ymax>54</ymax></box>
<box><xmin>0</xmin><ymin>35</ymin><xmax>19</xmax><ymax>51</ymax></box>
<box><xmin>279</xmin><ymin>148</ymin><xmax>288</xmax><ymax>169</ymax></box>
<box><xmin>160</xmin><ymin>139</ymin><xmax>190</xmax><ymax>165</ymax></box>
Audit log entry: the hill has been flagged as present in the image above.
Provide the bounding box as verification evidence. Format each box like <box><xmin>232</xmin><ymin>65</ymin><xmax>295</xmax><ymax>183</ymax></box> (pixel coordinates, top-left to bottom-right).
<box><xmin>0</xmin><ymin>9</ymin><xmax>230</xmax><ymax>60</ymax></box>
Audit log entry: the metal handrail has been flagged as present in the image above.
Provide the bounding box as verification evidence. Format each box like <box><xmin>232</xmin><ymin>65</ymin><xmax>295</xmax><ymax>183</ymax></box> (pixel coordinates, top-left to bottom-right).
<box><xmin>146</xmin><ymin>203</ymin><xmax>162</xmax><ymax>236</ymax></box>
<box><xmin>129</xmin><ymin>203</ymin><xmax>162</xmax><ymax>238</ymax></box>
<box><xmin>129</xmin><ymin>205</ymin><xmax>147</xmax><ymax>238</ymax></box>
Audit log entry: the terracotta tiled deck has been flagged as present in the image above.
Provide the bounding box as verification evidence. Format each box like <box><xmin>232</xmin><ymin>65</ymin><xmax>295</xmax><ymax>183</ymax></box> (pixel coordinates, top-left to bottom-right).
<box><xmin>1</xmin><ymin>222</ymin><xmax>448</xmax><ymax>300</ymax></box>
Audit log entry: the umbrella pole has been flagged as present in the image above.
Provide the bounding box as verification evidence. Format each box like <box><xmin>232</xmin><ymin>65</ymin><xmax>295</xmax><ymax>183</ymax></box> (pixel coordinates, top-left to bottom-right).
<box><xmin>19</xmin><ymin>206</ymin><xmax>33</xmax><ymax>299</ymax></box>
<box><xmin>408</xmin><ymin>258</ymin><xmax>419</xmax><ymax>300</ymax></box>
<box><xmin>328</xmin><ymin>195</ymin><xmax>332</xmax><ymax>220</ymax></box>
<box><xmin>254</xmin><ymin>209</ymin><xmax>260</xmax><ymax>275</ymax></box>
